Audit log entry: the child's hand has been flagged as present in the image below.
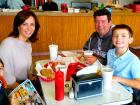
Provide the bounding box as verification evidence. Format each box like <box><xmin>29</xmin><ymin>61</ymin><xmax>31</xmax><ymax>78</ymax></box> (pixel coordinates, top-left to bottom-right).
<box><xmin>10</xmin><ymin>93</ymin><xmax>18</xmax><ymax>105</ymax></box>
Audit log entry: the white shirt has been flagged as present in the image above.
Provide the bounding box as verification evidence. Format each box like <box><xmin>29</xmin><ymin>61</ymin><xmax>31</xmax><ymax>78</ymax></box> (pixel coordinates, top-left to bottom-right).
<box><xmin>0</xmin><ymin>37</ymin><xmax>32</xmax><ymax>85</ymax></box>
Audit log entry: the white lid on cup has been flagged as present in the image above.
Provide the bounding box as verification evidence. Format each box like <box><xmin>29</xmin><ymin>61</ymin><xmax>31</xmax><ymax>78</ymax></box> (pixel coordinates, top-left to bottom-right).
<box><xmin>84</xmin><ymin>50</ymin><xmax>93</xmax><ymax>56</ymax></box>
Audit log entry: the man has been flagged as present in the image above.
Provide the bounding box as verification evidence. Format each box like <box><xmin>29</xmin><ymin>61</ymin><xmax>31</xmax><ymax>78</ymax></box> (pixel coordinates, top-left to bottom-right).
<box><xmin>7</xmin><ymin>0</ymin><xmax>25</xmax><ymax>9</ymax></box>
<box><xmin>83</xmin><ymin>9</ymin><xmax>114</xmax><ymax>65</ymax></box>
<box><xmin>42</xmin><ymin>0</ymin><xmax>58</xmax><ymax>11</ymax></box>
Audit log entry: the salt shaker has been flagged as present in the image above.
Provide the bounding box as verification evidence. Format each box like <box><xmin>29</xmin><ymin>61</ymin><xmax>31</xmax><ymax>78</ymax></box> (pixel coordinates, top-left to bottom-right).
<box><xmin>69</xmin><ymin>87</ymin><xmax>74</xmax><ymax>99</ymax></box>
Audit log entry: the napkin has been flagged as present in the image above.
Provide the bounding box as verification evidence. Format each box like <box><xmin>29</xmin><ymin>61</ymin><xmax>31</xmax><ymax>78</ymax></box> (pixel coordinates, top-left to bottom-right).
<box><xmin>76</xmin><ymin>60</ymin><xmax>102</xmax><ymax>76</ymax></box>
<box><xmin>35</xmin><ymin>63</ymin><xmax>42</xmax><ymax>72</ymax></box>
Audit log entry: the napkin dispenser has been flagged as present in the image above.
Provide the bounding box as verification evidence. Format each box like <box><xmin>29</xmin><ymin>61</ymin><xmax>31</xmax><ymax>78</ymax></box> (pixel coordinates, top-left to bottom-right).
<box><xmin>71</xmin><ymin>73</ymin><xmax>103</xmax><ymax>100</ymax></box>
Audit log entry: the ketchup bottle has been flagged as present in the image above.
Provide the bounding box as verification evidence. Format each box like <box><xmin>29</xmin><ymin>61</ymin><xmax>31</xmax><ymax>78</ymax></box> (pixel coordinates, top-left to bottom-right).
<box><xmin>55</xmin><ymin>68</ymin><xmax>64</xmax><ymax>101</ymax></box>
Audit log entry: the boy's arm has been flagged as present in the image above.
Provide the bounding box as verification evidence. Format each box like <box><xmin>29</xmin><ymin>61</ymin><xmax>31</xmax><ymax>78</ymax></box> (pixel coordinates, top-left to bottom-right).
<box><xmin>113</xmin><ymin>76</ymin><xmax>140</xmax><ymax>90</ymax></box>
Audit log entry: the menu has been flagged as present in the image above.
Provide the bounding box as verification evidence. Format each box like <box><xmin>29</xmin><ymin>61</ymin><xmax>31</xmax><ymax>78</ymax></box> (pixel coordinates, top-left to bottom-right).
<box><xmin>8</xmin><ymin>79</ymin><xmax>46</xmax><ymax>105</ymax></box>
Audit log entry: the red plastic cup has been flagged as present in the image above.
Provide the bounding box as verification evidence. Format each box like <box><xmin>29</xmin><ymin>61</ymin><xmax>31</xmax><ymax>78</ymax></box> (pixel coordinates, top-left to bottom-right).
<box><xmin>61</xmin><ymin>3</ymin><xmax>68</xmax><ymax>13</ymax></box>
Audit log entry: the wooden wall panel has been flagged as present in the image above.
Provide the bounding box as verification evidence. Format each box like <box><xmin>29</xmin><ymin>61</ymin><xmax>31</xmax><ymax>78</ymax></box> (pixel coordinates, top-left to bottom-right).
<box><xmin>32</xmin><ymin>15</ymin><xmax>94</xmax><ymax>52</ymax></box>
<box><xmin>112</xmin><ymin>15</ymin><xmax>140</xmax><ymax>47</ymax></box>
<box><xmin>0</xmin><ymin>16</ymin><xmax>14</xmax><ymax>40</ymax></box>
<box><xmin>0</xmin><ymin>12</ymin><xmax>140</xmax><ymax>55</ymax></box>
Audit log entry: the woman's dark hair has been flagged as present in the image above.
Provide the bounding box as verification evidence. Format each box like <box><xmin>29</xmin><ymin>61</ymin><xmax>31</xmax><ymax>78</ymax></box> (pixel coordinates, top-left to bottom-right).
<box><xmin>112</xmin><ymin>24</ymin><xmax>133</xmax><ymax>37</ymax></box>
<box><xmin>9</xmin><ymin>10</ymin><xmax>40</xmax><ymax>42</ymax></box>
<box><xmin>0</xmin><ymin>59</ymin><xmax>4</xmax><ymax>67</ymax></box>
<box><xmin>94</xmin><ymin>8</ymin><xmax>111</xmax><ymax>22</ymax></box>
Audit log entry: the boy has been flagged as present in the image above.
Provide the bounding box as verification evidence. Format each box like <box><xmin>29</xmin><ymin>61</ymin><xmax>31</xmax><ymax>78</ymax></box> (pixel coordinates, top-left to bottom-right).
<box><xmin>107</xmin><ymin>24</ymin><xmax>140</xmax><ymax>104</ymax></box>
<box><xmin>107</xmin><ymin>24</ymin><xmax>140</xmax><ymax>93</ymax></box>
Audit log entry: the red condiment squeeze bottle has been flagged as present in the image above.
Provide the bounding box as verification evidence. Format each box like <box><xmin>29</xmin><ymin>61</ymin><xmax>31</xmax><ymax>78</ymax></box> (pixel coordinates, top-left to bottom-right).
<box><xmin>55</xmin><ymin>68</ymin><xmax>64</xmax><ymax>101</ymax></box>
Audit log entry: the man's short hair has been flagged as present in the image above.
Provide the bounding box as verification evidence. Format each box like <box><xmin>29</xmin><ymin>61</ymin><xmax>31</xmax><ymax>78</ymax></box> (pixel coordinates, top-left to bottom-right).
<box><xmin>94</xmin><ymin>8</ymin><xmax>111</xmax><ymax>22</ymax></box>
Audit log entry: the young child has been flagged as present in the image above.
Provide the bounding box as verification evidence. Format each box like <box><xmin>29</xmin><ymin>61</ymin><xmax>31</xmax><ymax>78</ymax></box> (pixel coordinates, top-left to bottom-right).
<box><xmin>0</xmin><ymin>58</ymin><xmax>7</xmax><ymax>88</ymax></box>
<box><xmin>0</xmin><ymin>59</ymin><xmax>30</xmax><ymax>105</ymax></box>
<box><xmin>107</xmin><ymin>24</ymin><xmax>140</xmax><ymax>93</ymax></box>
<box><xmin>0</xmin><ymin>58</ymin><xmax>10</xmax><ymax>105</ymax></box>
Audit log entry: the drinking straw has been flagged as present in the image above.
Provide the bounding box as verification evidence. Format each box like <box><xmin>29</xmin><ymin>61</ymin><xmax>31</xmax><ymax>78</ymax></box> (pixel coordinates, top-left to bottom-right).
<box><xmin>51</xmin><ymin>35</ymin><xmax>54</xmax><ymax>45</ymax></box>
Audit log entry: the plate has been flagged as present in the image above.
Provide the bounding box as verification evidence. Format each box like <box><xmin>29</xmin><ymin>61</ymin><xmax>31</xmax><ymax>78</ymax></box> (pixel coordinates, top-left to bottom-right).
<box><xmin>61</xmin><ymin>51</ymin><xmax>77</xmax><ymax>57</ymax></box>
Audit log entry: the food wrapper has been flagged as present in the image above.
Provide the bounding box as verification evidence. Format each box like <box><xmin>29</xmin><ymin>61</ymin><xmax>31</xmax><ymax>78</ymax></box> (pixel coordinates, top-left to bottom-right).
<box><xmin>35</xmin><ymin>62</ymin><xmax>55</xmax><ymax>82</ymax></box>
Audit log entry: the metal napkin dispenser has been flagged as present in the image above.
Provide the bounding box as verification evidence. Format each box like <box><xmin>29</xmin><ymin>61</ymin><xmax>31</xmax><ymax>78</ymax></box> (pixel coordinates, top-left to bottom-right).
<box><xmin>71</xmin><ymin>73</ymin><xmax>103</xmax><ymax>100</ymax></box>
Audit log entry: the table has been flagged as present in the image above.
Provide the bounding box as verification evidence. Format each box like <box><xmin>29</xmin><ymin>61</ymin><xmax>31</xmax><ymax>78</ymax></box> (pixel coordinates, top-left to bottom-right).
<box><xmin>40</xmin><ymin>80</ymin><xmax>132</xmax><ymax>105</ymax></box>
<box><xmin>36</xmin><ymin>60</ymin><xmax>132</xmax><ymax>105</ymax></box>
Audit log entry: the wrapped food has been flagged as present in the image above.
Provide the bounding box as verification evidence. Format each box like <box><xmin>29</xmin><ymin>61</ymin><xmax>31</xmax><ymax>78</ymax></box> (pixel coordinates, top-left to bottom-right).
<box><xmin>40</xmin><ymin>69</ymin><xmax>55</xmax><ymax>82</ymax></box>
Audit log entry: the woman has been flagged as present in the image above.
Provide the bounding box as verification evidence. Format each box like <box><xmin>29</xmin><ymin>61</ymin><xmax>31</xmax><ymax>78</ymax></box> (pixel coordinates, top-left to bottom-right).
<box><xmin>0</xmin><ymin>10</ymin><xmax>40</xmax><ymax>90</ymax></box>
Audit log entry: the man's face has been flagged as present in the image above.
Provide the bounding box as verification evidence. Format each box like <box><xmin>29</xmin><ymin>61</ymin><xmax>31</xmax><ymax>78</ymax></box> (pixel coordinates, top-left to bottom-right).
<box><xmin>95</xmin><ymin>15</ymin><xmax>111</xmax><ymax>37</ymax></box>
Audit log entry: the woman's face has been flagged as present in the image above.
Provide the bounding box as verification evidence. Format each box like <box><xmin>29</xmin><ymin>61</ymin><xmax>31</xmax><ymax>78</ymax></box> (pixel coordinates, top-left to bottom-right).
<box><xmin>18</xmin><ymin>16</ymin><xmax>35</xmax><ymax>41</ymax></box>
